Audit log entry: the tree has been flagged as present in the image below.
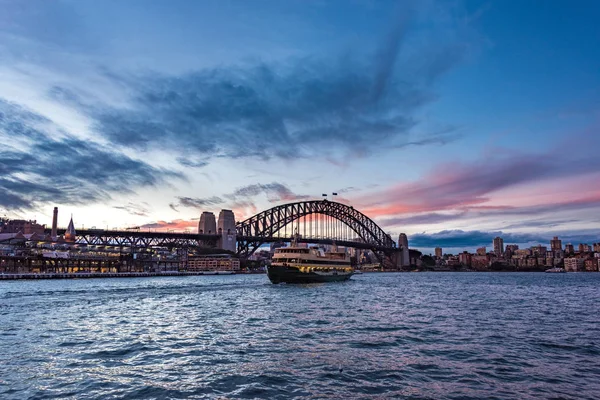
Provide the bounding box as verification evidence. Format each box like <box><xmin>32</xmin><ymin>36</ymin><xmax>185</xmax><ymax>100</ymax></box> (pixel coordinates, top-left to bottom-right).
<box><xmin>421</xmin><ymin>255</ymin><xmax>436</xmax><ymax>267</ymax></box>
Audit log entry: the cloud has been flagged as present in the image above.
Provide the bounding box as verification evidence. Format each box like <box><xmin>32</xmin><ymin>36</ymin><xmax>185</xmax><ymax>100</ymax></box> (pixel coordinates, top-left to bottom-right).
<box><xmin>359</xmin><ymin>133</ymin><xmax>600</xmax><ymax>220</ymax></box>
<box><xmin>113</xmin><ymin>202</ymin><xmax>150</xmax><ymax>217</ymax></box>
<box><xmin>42</xmin><ymin>11</ymin><xmax>465</xmax><ymax>162</ymax></box>
<box><xmin>410</xmin><ymin>229</ymin><xmax>600</xmax><ymax>250</ymax></box>
<box><xmin>176</xmin><ymin>196</ymin><xmax>224</xmax><ymax>209</ymax></box>
<box><xmin>176</xmin><ymin>157</ymin><xmax>209</xmax><ymax>168</ymax></box>
<box><xmin>378</xmin><ymin>211</ymin><xmax>469</xmax><ymax>227</ymax></box>
<box><xmin>139</xmin><ymin>219</ymin><xmax>197</xmax><ymax>231</ymax></box>
<box><xmin>0</xmin><ymin>99</ymin><xmax>183</xmax><ymax>211</ymax></box>
<box><xmin>228</xmin><ymin>182</ymin><xmax>309</xmax><ymax>203</ymax></box>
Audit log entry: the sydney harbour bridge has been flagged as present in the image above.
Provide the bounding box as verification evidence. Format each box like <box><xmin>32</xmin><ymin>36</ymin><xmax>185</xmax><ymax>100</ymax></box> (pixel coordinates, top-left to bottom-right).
<box><xmin>48</xmin><ymin>200</ymin><xmax>402</xmax><ymax>266</ymax></box>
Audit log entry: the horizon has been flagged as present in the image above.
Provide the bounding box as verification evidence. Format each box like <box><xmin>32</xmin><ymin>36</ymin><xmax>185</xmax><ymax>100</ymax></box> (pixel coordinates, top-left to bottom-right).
<box><xmin>1</xmin><ymin>1</ymin><xmax>599</xmax><ymax>255</ymax></box>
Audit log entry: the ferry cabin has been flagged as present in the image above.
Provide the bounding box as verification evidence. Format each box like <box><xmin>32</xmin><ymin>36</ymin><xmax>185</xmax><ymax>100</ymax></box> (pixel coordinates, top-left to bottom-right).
<box><xmin>272</xmin><ymin>246</ymin><xmax>353</xmax><ymax>273</ymax></box>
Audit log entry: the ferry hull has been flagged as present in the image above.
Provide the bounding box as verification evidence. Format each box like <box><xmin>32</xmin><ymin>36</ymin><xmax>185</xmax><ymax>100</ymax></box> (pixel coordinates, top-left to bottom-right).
<box><xmin>267</xmin><ymin>266</ymin><xmax>353</xmax><ymax>284</ymax></box>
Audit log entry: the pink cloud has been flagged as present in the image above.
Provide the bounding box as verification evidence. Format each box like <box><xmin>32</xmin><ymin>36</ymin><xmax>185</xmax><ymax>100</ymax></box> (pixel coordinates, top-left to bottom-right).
<box><xmin>140</xmin><ymin>219</ymin><xmax>197</xmax><ymax>231</ymax></box>
<box><xmin>350</xmin><ymin>140</ymin><xmax>600</xmax><ymax>224</ymax></box>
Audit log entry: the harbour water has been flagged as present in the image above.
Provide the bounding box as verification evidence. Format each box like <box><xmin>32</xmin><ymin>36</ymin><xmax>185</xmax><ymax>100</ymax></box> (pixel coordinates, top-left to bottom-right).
<box><xmin>1</xmin><ymin>272</ymin><xmax>599</xmax><ymax>399</ymax></box>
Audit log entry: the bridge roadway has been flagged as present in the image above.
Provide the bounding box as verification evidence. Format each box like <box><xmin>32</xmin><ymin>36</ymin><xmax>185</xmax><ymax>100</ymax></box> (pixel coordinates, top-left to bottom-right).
<box><xmin>45</xmin><ymin>228</ymin><xmax>394</xmax><ymax>253</ymax></box>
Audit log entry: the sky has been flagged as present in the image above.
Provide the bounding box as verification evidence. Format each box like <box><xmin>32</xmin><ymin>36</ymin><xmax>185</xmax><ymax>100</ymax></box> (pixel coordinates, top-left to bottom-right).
<box><xmin>1</xmin><ymin>0</ymin><xmax>599</xmax><ymax>254</ymax></box>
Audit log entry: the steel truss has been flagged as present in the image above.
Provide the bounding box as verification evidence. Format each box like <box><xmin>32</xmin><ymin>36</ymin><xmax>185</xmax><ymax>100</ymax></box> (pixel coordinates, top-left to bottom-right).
<box><xmin>236</xmin><ymin>200</ymin><xmax>398</xmax><ymax>260</ymax></box>
<box><xmin>47</xmin><ymin>229</ymin><xmax>219</xmax><ymax>249</ymax></box>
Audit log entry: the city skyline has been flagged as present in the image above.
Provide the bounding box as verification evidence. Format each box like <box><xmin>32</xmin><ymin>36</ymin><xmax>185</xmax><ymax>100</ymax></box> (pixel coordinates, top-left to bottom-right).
<box><xmin>1</xmin><ymin>1</ymin><xmax>599</xmax><ymax>254</ymax></box>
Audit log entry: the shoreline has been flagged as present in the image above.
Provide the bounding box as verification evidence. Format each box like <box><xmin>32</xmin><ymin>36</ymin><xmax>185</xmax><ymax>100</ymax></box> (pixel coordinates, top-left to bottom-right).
<box><xmin>0</xmin><ymin>270</ymin><xmax>574</xmax><ymax>280</ymax></box>
<box><xmin>0</xmin><ymin>271</ymin><xmax>263</xmax><ymax>280</ymax></box>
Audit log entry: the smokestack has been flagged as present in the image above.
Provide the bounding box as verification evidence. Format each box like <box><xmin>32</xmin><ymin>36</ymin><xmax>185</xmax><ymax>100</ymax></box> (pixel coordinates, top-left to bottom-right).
<box><xmin>52</xmin><ymin>207</ymin><xmax>58</xmax><ymax>238</ymax></box>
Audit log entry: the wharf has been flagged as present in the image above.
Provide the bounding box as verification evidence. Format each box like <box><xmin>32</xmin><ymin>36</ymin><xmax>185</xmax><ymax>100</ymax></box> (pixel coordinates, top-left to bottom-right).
<box><xmin>0</xmin><ymin>271</ymin><xmax>240</xmax><ymax>280</ymax></box>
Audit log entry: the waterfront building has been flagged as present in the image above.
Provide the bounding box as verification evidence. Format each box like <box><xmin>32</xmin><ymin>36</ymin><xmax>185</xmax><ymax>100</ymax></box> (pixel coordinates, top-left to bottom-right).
<box><xmin>504</xmin><ymin>244</ymin><xmax>519</xmax><ymax>258</ymax></box>
<box><xmin>550</xmin><ymin>236</ymin><xmax>562</xmax><ymax>251</ymax></box>
<box><xmin>476</xmin><ymin>247</ymin><xmax>486</xmax><ymax>256</ymax></box>
<box><xmin>458</xmin><ymin>251</ymin><xmax>471</xmax><ymax>266</ymax></box>
<box><xmin>579</xmin><ymin>243</ymin><xmax>591</xmax><ymax>253</ymax></box>
<box><xmin>187</xmin><ymin>255</ymin><xmax>240</xmax><ymax>271</ymax></box>
<box><xmin>493</xmin><ymin>237</ymin><xmax>504</xmax><ymax>256</ymax></box>
<box><xmin>471</xmin><ymin>255</ymin><xmax>489</xmax><ymax>269</ymax></box>
<box><xmin>526</xmin><ymin>258</ymin><xmax>538</xmax><ymax>267</ymax></box>
<box><xmin>398</xmin><ymin>233</ymin><xmax>409</xmax><ymax>267</ymax></box>
<box><xmin>198</xmin><ymin>211</ymin><xmax>217</xmax><ymax>234</ymax></box>
<box><xmin>505</xmin><ymin>244</ymin><xmax>519</xmax><ymax>252</ymax></box>
<box><xmin>531</xmin><ymin>245</ymin><xmax>547</xmax><ymax>257</ymax></box>
<box><xmin>446</xmin><ymin>256</ymin><xmax>460</xmax><ymax>267</ymax></box>
<box><xmin>435</xmin><ymin>247</ymin><xmax>443</xmax><ymax>258</ymax></box>
<box><xmin>564</xmin><ymin>257</ymin><xmax>584</xmax><ymax>272</ymax></box>
<box><xmin>0</xmin><ymin>219</ymin><xmax>45</xmax><ymax>235</ymax></box>
<box><xmin>565</xmin><ymin>243</ymin><xmax>575</xmax><ymax>254</ymax></box>
<box><xmin>552</xmin><ymin>249</ymin><xmax>564</xmax><ymax>259</ymax></box>
<box><xmin>514</xmin><ymin>249</ymin><xmax>531</xmax><ymax>257</ymax></box>
<box><xmin>584</xmin><ymin>259</ymin><xmax>598</xmax><ymax>272</ymax></box>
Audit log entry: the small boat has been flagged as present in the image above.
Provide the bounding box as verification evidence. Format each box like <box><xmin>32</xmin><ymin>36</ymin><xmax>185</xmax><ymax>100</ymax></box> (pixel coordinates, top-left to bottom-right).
<box><xmin>545</xmin><ymin>267</ymin><xmax>566</xmax><ymax>273</ymax></box>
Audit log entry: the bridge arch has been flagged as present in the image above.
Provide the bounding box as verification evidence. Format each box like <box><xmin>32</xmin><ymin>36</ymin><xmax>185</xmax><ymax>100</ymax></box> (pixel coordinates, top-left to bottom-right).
<box><xmin>235</xmin><ymin>200</ymin><xmax>396</xmax><ymax>258</ymax></box>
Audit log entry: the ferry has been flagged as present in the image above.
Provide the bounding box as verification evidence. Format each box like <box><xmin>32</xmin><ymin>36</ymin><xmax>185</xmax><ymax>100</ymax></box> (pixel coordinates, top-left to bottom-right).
<box><xmin>545</xmin><ymin>267</ymin><xmax>566</xmax><ymax>273</ymax></box>
<box><xmin>267</xmin><ymin>236</ymin><xmax>354</xmax><ymax>284</ymax></box>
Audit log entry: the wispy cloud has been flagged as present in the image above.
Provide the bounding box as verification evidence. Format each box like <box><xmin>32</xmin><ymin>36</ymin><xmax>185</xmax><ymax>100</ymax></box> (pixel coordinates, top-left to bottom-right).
<box><xmin>176</xmin><ymin>157</ymin><xmax>209</xmax><ymax>168</ymax></box>
<box><xmin>377</xmin><ymin>193</ymin><xmax>600</xmax><ymax>228</ymax></box>
<box><xmin>228</xmin><ymin>182</ymin><xmax>308</xmax><ymax>203</ymax></box>
<box><xmin>42</xmin><ymin>11</ymin><xmax>465</xmax><ymax>163</ymax></box>
<box><xmin>176</xmin><ymin>196</ymin><xmax>224</xmax><ymax>209</ymax></box>
<box><xmin>360</xmin><ymin>132</ymin><xmax>600</xmax><ymax>222</ymax></box>
<box><xmin>139</xmin><ymin>219</ymin><xmax>196</xmax><ymax>231</ymax></box>
<box><xmin>113</xmin><ymin>202</ymin><xmax>150</xmax><ymax>217</ymax></box>
<box><xmin>0</xmin><ymin>99</ymin><xmax>183</xmax><ymax>211</ymax></box>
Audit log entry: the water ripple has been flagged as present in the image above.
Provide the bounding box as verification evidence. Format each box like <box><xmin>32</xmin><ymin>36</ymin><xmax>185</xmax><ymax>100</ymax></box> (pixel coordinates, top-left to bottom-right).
<box><xmin>1</xmin><ymin>273</ymin><xmax>599</xmax><ymax>399</ymax></box>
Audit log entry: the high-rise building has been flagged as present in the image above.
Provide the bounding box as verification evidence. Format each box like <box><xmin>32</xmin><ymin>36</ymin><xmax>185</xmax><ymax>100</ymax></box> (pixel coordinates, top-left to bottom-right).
<box><xmin>504</xmin><ymin>244</ymin><xmax>519</xmax><ymax>257</ymax></box>
<box><xmin>493</xmin><ymin>237</ymin><xmax>504</xmax><ymax>256</ymax></box>
<box><xmin>550</xmin><ymin>236</ymin><xmax>562</xmax><ymax>251</ymax></box>
<box><xmin>594</xmin><ymin>243</ymin><xmax>600</xmax><ymax>252</ymax></box>
<box><xmin>565</xmin><ymin>243</ymin><xmax>574</xmax><ymax>254</ymax></box>
<box><xmin>531</xmin><ymin>245</ymin><xmax>547</xmax><ymax>257</ymax></box>
<box><xmin>579</xmin><ymin>243</ymin><xmax>591</xmax><ymax>253</ymax></box>
<box><xmin>218</xmin><ymin>210</ymin><xmax>236</xmax><ymax>252</ymax></box>
<box><xmin>198</xmin><ymin>211</ymin><xmax>217</xmax><ymax>234</ymax></box>
<box><xmin>398</xmin><ymin>233</ymin><xmax>409</xmax><ymax>266</ymax></box>
<box><xmin>435</xmin><ymin>247</ymin><xmax>443</xmax><ymax>258</ymax></box>
<box><xmin>505</xmin><ymin>244</ymin><xmax>519</xmax><ymax>252</ymax></box>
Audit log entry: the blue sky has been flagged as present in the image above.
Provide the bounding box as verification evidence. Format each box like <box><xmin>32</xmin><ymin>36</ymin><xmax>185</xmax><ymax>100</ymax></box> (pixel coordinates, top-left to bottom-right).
<box><xmin>1</xmin><ymin>0</ymin><xmax>599</xmax><ymax>254</ymax></box>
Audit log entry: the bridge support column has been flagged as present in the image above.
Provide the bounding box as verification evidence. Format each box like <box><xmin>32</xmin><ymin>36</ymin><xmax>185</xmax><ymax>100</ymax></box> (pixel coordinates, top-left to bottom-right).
<box><xmin>217</xmin><ymin>210</ymin><xmax>237</xmax><ymax>252</ymax></box>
